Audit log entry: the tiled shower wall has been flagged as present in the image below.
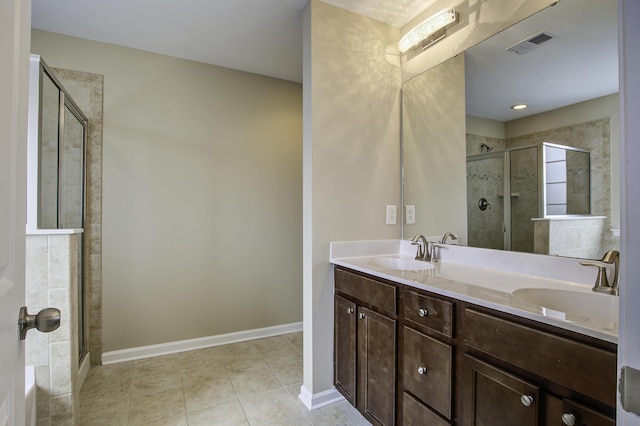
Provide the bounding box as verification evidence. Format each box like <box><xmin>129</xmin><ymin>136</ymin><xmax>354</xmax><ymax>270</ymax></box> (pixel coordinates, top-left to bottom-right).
<box><xmin>51</xmin><ymin>67</ymin><xmax>104</xmax><ymax>365</ymax></box>
<box><xmin>26</xmin><ymin>233</ymin><xmax>80</xmax><ymax>425</ymax></box>
<box><xmin>507</xmin><ymin>117</ymin><xmax>618</xmax><ymax>253</ymax></box>
<box><xmin>533</xmin><ymin>216</ymin><xmax>606</xmax><ymax>258</ymax></box>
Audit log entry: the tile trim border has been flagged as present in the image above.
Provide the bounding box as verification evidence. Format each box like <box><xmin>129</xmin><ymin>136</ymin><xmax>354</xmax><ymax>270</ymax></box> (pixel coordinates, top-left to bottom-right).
<box><xmin>101</xmin><ymin>321</ymin><xmax>303</xmax><ymax>365</ymax></box>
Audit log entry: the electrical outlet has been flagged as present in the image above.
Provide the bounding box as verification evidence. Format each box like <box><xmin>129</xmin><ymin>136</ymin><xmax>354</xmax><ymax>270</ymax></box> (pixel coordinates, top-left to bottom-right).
<box><xmin>405</xmin><ymin>205</ymin><xmax>415</xmax><ymax>224</ymax></box>
<box><xmin>385</xmin><ymin>205</ymin><xmax>397</xmax><ymax>225</ymax></box>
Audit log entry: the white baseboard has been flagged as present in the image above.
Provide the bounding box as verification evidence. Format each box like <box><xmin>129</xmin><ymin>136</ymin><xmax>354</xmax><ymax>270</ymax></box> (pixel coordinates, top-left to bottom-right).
<box><xmin>102</xmin><ymin>322</ymin><xmax>303</xmax><ymax>365</ymax></box>
<box><xmin>298</xmin><ymin>385</ymin><xmax>345</xmax><ymax>411</ymax></box>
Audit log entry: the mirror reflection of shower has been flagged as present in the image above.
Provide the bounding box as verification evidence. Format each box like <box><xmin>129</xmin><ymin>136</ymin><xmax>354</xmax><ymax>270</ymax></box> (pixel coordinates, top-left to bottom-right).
<box><xmin>467</xmin><ymin>142</ymin><xmax>591</xmax><ymax>253</ymax></box>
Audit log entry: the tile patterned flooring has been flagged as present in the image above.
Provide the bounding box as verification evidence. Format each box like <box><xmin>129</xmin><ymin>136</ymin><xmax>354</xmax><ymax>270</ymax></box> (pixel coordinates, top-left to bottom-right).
<box><xmin>79</xmin><ymin>332</ymin><xmax>371</xmax><ymax>425</ymax></box>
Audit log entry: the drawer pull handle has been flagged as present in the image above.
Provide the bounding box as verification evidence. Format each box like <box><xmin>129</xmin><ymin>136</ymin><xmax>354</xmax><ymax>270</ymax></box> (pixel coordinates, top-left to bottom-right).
<box><xmin>520</xmin><ymin>395</ymin><xmax>534</xmax><ymax>407</ymax></box>
<box><xmin>417</xmin><ymin>366</ymin><xmax>427</xmax><ymax>375</ymax></box>
<box><xmin>358</xmin><ymin>313</ymin><xmax>366</xmax><ymax>320</ymax></box>
<box><xmin>418</xmin><ymin>308</ymin><xmax>428</xmax><ymax>317</ymax></box>
<box><xmin>561</xmin><ymin>413</ymin><xmax>576</xmax><ymax>426</ymax></box>
<box><xmin>347</xmin><ymin>308</ymin><xmax>354</xmax><ymax>314</ymax></box>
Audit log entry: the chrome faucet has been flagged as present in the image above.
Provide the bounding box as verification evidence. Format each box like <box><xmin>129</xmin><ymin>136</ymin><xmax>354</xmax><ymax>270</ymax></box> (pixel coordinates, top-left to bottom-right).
<box><xmin>579</xmin><ymin>249</ymin><xmax>620</xmax><ymax>295</ymax></box>
<box><xmin>410</xmin><ymin>234</ymin><xmax>430</xmax><ymax>261</ymax></box>
<box><xmin>441</xmin><ymin>232</ymin><xmax>458</xmax><ymax>244</ymax></box>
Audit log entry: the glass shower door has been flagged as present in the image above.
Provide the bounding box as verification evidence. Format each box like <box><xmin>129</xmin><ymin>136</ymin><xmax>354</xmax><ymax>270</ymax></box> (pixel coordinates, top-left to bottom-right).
<box><xmin>59</xmin><ymin>102</ymin><xmax>85</xmax><ymax>229</ymax></box>
<box><xmin>467</xmin><ymin>153</ymin><xmax>507</xmax><ymax>250</ymax></box>
<box><xmin>509</xmin><ymin>146</ymin><xmax>540</xmax><ymax>253</ymax></box>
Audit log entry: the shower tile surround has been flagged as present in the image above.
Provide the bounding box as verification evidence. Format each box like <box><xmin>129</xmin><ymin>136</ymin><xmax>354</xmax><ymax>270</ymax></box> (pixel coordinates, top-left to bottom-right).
<box><xmin>23</xmin><ymin>67</ymin><xmax>103</xmax><ymax>424</ymax></box>
<box><xmin>26</xmin><ymin>233</ymin><xmax>81</xmax><ymax>425</ymax></box>
<box><xmin>466</xmin><ymin>117</ymin><xmax>618</xmax><ymax>256</ymax></box>
<box><xmin>51</xmin><ymin>67</ymin><xmax>104</xmax><ymax>366</ymax></box>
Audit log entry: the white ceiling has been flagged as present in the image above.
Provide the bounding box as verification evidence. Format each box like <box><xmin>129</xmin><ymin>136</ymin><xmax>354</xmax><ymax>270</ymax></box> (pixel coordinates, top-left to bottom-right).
<box><xmin>31</xmin><ymin>0</ymin><xmax>618</xmax><ymax>120</ymax></box>
<box><xmin>31</xmin><ymin>0</ymin><xmax>427</xmax><ymax>84</ymax></box>
<box><xmin>465</xmin><ymin>0</ymin><xmax>618</xmax><ymax>122</ymax></box>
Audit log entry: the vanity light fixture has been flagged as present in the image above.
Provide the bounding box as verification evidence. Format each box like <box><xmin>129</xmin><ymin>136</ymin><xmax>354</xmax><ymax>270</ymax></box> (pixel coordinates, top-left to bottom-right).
<box><xmin>511</xmin><ymin>104</ymin><xmax>528</xmax><ymax>110</ymax></box>
<box><xmin>398</xmin><ymin>8</ymin><xmax>458</xmax><ymax>54</ymax></box>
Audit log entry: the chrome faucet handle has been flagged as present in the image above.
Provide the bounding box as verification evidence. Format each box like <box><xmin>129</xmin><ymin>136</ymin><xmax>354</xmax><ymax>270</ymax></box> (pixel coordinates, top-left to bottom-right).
<box><xmin>580</xmin><ymin>260</ymin><xmax>615</xmax><ymax>294</ymax></box>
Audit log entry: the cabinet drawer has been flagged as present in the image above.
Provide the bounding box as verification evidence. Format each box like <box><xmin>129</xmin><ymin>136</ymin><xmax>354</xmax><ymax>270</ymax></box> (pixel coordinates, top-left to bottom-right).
<box><xmin>464</xmin><ymin>309</ymin><xmax>617</xmax><ymax>408</ymax></box>
<box><xmin>403</xmin><ymin>289</ymin><xmax>454</xmax><ymax>337</ymax></box>
<box><xmin>335</xmin><ymin>267</ymin><xmax>396</xmax><ymax>315</ymax></box>
<box><xmin>403</xmin><ymin>326</ymin><xmax>452</xmax><ymax>419</ymax></box>
<box><xmin>402</xmin><ymin>392</ymin><xmax>449</xmax><ymax>426</ymax></box>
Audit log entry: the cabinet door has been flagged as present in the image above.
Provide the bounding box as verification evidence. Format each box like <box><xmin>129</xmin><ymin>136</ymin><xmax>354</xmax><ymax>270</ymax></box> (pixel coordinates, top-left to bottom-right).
<box><xmin>463</xmin><ymin>355</ymin><xmax>539</xmax><ymax>426</ymax></box>
<box><xmin>357</xmin><ymin>306</ymin><xmax>396</xmax><ymax>426</ymax></box>
<box><xmin>560</xmin><ymin>400</ymin><xmax>615</xmax><ymax>426</ymax></box>
<box><xmin>334</xmin><ymin>295</ymin><xmax>357</xmax><ymax>404</ymax></box>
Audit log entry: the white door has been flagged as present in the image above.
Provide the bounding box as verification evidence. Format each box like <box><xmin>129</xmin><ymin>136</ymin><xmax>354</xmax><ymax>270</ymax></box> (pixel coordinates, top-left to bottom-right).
<box><xmin>0</xmin><ymin>0</ymin><xmax>31</xmax><ymax>424</ymax></box>
<box><xmin>618</xmin><ymin>0</ymin><xmax>640</xmax><ymax>424</ymax></box>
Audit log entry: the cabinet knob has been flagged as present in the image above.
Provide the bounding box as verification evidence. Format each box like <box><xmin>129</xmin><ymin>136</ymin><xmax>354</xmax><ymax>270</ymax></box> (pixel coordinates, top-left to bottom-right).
<box><xmin>561</xmin><ymin>413</ymin><xmax>576</xmax><ymax>426</ymax></box>
<box><xmin>358</xmin><ymin>313</ymin><xmax>366</xmax><ymax>320</ymax></box>
<box><xmin>418</xmin><ymin>308</ymin><xmax>428</xmax><ymax>317</ymax></box>
<box><xmin>417</xmin><ymin>366</ymin><xmax>427</xmax><ymax>375</ymax></box>
<box><xmin>520</xmin><ymin>395</ymin><xmax>534</xmax><ymax>407</ymax></box>
<box><xmin>347</xmin><ymin>308</ymin><xmax>354</xmax><ymax>314</ymax></box>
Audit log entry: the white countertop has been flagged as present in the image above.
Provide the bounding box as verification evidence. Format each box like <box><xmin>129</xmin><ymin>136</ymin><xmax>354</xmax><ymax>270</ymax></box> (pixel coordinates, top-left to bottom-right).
<box><xmin>330</xmin><ymin>240</ymin><xmax>618</xmax><ymax>344</ymax></box>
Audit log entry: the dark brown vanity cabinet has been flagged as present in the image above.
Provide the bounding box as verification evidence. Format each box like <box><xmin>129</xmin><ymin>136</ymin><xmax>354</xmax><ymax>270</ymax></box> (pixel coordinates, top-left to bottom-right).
<box><xmin>334</xmin><ymin>267</ymin><xmax>397</xmax><ymax>426</ymax></box>
<box><xmin>462</xmin><ymin>308</ymin><xmax>617</xmax><ymax>426</ymax></box>
<box><xmin>401</xmin><ymin>289</ymin><xmax>456</xmax><ymax>424</ymax></box>
<box><xmin>333</xmin><ymin>266</ymin><xmax>617</xmax><ymax>425</ymax></box>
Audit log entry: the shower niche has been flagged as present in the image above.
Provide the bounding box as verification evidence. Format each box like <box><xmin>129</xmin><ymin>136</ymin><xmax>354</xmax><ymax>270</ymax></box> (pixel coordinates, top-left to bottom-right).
<box><xmin>467</xmin><ymin>142</ymin><xmax>593</xmax><ymax>254</ymax></box>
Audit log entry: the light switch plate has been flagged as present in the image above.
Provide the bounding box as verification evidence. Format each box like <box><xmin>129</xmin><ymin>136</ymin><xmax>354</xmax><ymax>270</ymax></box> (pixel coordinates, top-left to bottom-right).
<box><xmin>385</xmin><ymin>205</ymin><xmax>397</xmax><ymax>225</ymax></box>
<box><xmin>405</xmin><ymin>205</ymin><xmax>416</xmax><ymax>224</ymax></box>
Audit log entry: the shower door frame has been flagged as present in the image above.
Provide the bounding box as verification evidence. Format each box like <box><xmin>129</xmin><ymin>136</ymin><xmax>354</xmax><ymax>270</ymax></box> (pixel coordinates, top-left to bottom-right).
<box><xmin>467</xmin><ymin>144</ymin><xmax>547</xmax><ymax>251</ymax></box>
<box><xmin>467</xmin><ymin>150</ymin><xmax>512</xmax><ymax>250</ymax></box>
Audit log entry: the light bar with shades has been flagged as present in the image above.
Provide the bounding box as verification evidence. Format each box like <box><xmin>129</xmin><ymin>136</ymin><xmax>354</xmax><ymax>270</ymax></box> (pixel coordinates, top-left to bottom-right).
<box><xmin>398</xmin><ymin>8</ymin><xmax>458</xmax><ymax>54</ymax></box>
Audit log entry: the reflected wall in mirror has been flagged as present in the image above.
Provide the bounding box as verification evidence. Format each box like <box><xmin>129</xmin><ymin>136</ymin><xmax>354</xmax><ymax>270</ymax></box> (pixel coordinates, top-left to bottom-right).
<box><xmin>402</xmin><ymin>0</ymin><xmax>619</xmax><ymax>259</ymax></box>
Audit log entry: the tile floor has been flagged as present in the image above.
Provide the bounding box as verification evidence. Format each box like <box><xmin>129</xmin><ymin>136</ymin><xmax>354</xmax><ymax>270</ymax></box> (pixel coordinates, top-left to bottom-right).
<box><xmin>79</xmin><ymin>332</ymin><xmax>371</xmax><ymax>425</ymax></box>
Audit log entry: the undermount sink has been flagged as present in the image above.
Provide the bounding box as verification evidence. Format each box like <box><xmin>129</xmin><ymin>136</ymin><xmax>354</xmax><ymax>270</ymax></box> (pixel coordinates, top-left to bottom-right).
<box><xmin>367</xmin><ymin>257</ymin><xmax>435</xmax><ymax>271</ymax></box>
<box><xmin>511</xmin><ymin>288</ymin><xmax>619</xmax><ymax>323</ymax></box>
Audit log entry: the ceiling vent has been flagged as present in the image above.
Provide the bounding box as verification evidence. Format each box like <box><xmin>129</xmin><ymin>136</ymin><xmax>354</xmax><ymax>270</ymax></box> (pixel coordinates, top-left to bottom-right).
<box><xmin>505</xmin><ymin>31</ymin><xmax>555</xmax><ymax>55</ymax></box>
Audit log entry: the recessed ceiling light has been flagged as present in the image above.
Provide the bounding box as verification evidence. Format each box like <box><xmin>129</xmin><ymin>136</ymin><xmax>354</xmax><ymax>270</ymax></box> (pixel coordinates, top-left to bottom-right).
<box><xmin>511</xmin><ymin>104</ymin><xmax>528</xmax><ymax>110</ymax></box>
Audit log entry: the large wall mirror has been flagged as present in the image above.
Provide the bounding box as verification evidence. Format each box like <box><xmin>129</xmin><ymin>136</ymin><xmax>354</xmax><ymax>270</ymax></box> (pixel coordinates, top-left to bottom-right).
<box><xmin>402</xmin><ymin>0</ymin><xmax>619</xmax><ymax>260</ymax></box>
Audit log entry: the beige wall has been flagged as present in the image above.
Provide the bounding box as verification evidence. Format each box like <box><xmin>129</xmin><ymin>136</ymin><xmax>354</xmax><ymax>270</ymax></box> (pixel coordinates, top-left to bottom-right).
<box><xmin>31</xmin><ymin>30</ymin><xmax>303</xmax><ymax>352</ymax></box>
<box><xmin>303</xmin><ymin>0</ymin><xmax>401</xmax><ymax>396</ymax></box>
<box><xmin>403</xmin><ymin>55</ymin><xmax>467</xmax><ymax>243</ymax></box>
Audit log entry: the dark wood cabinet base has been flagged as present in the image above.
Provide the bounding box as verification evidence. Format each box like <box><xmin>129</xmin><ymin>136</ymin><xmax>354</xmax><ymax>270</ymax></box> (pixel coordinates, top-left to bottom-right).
<box><xmin>333</xmin><ymin>266</ymin><xmax>616</xmax><ymax>425</ymax></box>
